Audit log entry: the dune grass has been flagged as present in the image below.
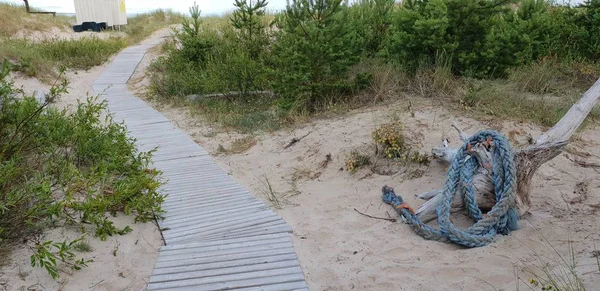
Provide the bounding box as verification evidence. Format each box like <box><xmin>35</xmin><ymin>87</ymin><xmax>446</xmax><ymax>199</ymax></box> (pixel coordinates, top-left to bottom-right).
<box><xmin>1</xmin><ymin>37</ymin><xmax>126</xmax><ymax>80</ymax></box>
<box><xmin>459</xmin><ymin>61</ymin><xmax>600</xmax><ymax>127</ymax></box>
<box><xmin>122</xmin><ymin>9</ymin><xmax>185</xmax><ymax>44</ymax></box>
<box><xmin>0</xmin><ymin>3</ymin><xmax>73</xmax><ymax>38</ymax></box>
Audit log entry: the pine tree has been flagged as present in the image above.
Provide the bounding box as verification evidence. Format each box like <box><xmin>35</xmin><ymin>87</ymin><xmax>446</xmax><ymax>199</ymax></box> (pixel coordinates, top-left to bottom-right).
<box><xmin>230</xmin><ymin>0</ymin><xmax>270</xmax><ymax>59</ymax></box>
<box><xmin>178</xmin><ymin>2</ymin><xmax>213</xmax><ymax>67</ymax></box>
<box><xmin>273</xmin><ymin>0</ymin><xmax>361</xmax><ymax>111</ymax></box>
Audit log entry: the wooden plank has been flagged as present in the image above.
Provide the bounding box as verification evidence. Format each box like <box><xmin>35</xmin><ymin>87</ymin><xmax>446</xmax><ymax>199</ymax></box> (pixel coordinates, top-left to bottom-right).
<box><xmin>158</xmin><ymin>236</ymin><xmax>291</xmax><ymax>257</ymax></box>
<box><xmin>149</xmin><ymin>260</ymin><xmax>300</xmax><ymax>283</ymax></box>
<box><xmin>163</xmin><ymin>212</ymin><xmax>283</xmax><ymax>240</ymax></box>
<box><xmin>152</xmin><ymin>254</ymin><xmax>299</xmax><ymax>276</ymax></box>
<box><xmin>146</xmin><ymin>267</ymin><xmax>304</xmax><ymax>290</ymax></box>
<box><xmin>156</xmin><ymin>242</ymin><xmax>294</xmax><ymax>264</ymax></box>
<box><xmin>160</xmin><ymin>233</ymin><xmax>291</xmax><ymax>251</ymax></box>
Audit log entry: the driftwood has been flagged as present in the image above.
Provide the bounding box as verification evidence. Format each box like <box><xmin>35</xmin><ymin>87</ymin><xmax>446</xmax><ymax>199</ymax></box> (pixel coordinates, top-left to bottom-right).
<box><xmin>186</xmin><ymin>91</ymin><xmax>274</xmax><ymax>101</ymax></box>
<box><xmin>417</xmin><ymin>78</ymin><xmax>600</xmax><ymax>222</ymax></box>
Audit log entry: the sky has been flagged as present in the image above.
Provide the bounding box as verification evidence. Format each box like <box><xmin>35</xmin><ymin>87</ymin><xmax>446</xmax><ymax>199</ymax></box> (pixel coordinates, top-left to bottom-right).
<box><xmin>1</xmin><ymin>0</ymin><xmax>289</xmax><ymax>15</ymax></box>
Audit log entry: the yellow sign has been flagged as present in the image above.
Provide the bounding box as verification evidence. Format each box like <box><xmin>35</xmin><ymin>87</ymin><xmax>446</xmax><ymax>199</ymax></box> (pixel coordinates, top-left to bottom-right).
<box><xmin>119</xmin><ymin>0</ymin><xmax>126</xmax><ymax>13</ymax></box>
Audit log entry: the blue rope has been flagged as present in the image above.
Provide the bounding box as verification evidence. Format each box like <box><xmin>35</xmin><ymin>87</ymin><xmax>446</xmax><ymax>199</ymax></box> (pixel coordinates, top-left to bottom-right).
<box><xmin>382</xmin><ymin>130</ymin><xmax>519</xmax><ymax>247</ymax></box>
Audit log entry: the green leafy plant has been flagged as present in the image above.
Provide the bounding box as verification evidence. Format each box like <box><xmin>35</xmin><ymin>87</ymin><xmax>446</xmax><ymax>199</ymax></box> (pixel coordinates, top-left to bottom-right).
<box><xmin>30</xmin><ymin>237</ymin><xmax>93</xmax><ymax>279</ymax></box>
<box><xmin>0</xmin><ymin>61</ymin><xmax>164</xmax><ymax>278</ymax></box>
<box><xmin>373</xmin><ymin>121</ymin><xmax>429</xmax><ymax>164</ymax></box>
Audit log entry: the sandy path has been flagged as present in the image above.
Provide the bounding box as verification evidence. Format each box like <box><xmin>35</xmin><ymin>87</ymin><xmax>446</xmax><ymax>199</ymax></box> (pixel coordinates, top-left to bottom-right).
<box><xmin>1</xmin><ymin>29</ymin><xmax>173</xmax><ymax>291</ymax></box>
<box><xmin>128</xmin><ymin>39</ymin><xmax>600</xmax><ymax>290</ymax></box>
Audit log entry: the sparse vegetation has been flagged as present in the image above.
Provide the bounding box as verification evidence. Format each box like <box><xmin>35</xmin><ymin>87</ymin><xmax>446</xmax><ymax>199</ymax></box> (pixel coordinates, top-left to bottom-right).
<box><xmin>217</xmin><ymin>136</ymin><xmax>257</xmax><ymax>154</ymax></box>
<box><xmin>123</xmin><ymin>9</ymin><xmax>185</xmax><ymax>44</ymax></box>
<box><xmin>0</xmin><ymin>64</ymin><xmax>164</xmax><ymax>278</ymax></box>
<box><xmin>30</xmin><ymin>237</ymin><xmax>93</xmax><ymax>279</ymax></box>
<box><xmin>73</xmin><ymin>241</ymin><xmax>93</xmax><ymax>253</ymax></box>
<box><xmin>345</xmin><ymin>150</ymin><xmax>371</xmax><ymax>173</ymax></box>
<box><xmin>373</xmin><ymin>121</ymin><xmax>429</xmax><ymax>164</ymax></box>
<box><xmin>258</xmin><ymin>174</ymin><xmax>283</xmax><ymax>209</ymax></box>
<box><xmin>518</xmin><ymin>226</ymin><xmax>588</xmax><ymax>291</ymax></box>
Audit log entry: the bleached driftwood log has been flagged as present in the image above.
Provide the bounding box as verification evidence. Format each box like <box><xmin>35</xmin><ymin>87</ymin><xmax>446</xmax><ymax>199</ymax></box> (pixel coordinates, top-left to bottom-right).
<box><xmin>186</xmin><ymin>91</ymin><xmax>274</xmax><ymax>101</ymax></box>
<box><xmin>417</xmin><ymin>78</ymin><xmax>600</xmax><ymax>223</ymax></box>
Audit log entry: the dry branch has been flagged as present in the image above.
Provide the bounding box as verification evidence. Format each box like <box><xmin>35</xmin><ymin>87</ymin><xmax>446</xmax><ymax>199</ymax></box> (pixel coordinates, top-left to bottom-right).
<box><xmin>417</xmin><ymin>78</ymin><xmax>600</xmax><ymax>221</ymax></box>
<box><xmin>283</xmin><ymin>131</ymin><xmax>311</xmax><ymax>149</ymax></box>
<box><xmin>353</xmin><ymin>208</ymin><xmax>397</xmax><ymax>222</ymax></box>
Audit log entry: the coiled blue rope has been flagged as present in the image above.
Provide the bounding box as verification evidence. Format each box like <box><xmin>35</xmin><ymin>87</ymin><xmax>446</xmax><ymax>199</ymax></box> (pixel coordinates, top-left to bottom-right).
<box><xmin>382</xmin><ymin>130</ymin><xmax>519</xmax><ymax>247</ymax></box>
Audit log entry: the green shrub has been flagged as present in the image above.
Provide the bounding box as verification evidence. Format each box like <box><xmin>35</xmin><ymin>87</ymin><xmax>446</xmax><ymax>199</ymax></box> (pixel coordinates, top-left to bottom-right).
<box><xmin>373</xmin><ymin>121</ymin><xmax>430</xmax><ymax>164</ymax></box>
<box><xmin>347</xmin><ymin>0</ymin><xmax>396</xmax><ymax>57</ymax></box>
<box><xmin>217</xmin><ymin>0</ymin><xmax>271</xmax><ymax>94</ymax></box>
<box><xmin>149</xmin><ymin>2</ymin><xmax>271</xmax><ymax>98</ymax></box>
<box><xmin>230</xmin><ymin>0</ymin><xmax>270</xmax><ymax>59</ymax></box>
<box><xmin>384</xmin><ymin>0</ymin><xmax>527</xmax><ymax>77</ymax></box>
<box><xmin>383</xmin><ymin>0</ymin><xmax>600</xmax><ymax>78</ymax></box>
<box><xmin>272</xmin><ymin>0</ymin><xmax>362</xmax><ymax>111</ymax></box>
<box><xmin>0</xmin><ymin>63</ymin><xmax>164</xmax><ymax>276</ymax></box>
<box><xmin>148</xmin><ymin>0</ymin><xmax>600</xmax><ymax>132</ymax></box>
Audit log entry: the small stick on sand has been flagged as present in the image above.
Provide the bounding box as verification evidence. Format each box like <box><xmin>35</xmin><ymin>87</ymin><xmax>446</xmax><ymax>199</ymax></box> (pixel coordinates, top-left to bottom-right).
<box><xmin>283</xmin><ymin>131</ymin><xmax>311</xmax><ymax>149</ymax></box>
<box><xmin>353</xmin><ymin>208</ymin><xmax>397</xmax><ymax>222</ymax></box>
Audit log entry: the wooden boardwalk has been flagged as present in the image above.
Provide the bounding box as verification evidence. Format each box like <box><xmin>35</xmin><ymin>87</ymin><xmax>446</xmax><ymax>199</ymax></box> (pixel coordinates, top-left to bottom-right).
<box><xmin>92</xmin><ymin>42</ymin><xmax>308</xmax><ymax>290</ymax></box>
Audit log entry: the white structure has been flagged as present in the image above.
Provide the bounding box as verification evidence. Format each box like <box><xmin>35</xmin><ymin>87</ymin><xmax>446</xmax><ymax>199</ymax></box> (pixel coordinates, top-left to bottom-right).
<box><xmin>74</xmin><ymin>0</ymin><xmax>127</xmax><ymax>26</ymax></box>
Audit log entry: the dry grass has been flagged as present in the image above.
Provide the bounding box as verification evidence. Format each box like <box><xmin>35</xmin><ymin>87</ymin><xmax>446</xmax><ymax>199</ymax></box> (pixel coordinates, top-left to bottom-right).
<box><xmin>0</xmin><ymin>3</ymin><xmax>73</xmax><ymax>38</ymax></box>
<box><xmin>461</xmin><ymin>61</ymin><xmax>600</xmax><ymax>127</ymax></box>
<box><xmin>217</xmin><ymin>136</ymin><xmax>257</xmax><ymax>155</ymax></box>
<box><xmin>201</xmin><ymin>15</ymin><xmax>232</xmax><ymax>31</ymax></box>
<box><xmin>258</xmin><ymin>174</ymin><xmax>283</xmax><ymax>209</ymax></box>
<box><xmin>515</xmin><ymin>223</ymin><xmax>588</xmax><ymax>291</ymax></box>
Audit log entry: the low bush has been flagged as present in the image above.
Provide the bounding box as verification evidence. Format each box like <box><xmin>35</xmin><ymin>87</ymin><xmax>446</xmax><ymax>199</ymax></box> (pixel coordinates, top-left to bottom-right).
<box><xmin>373</xmin><ymin>121</ymin><xmax>430</xmax><ymax>164</ymax></box>
<box><xmin>0</xmin><ymin>63</ymin><xmax>164</xmax><ymax>277</ymax></box>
